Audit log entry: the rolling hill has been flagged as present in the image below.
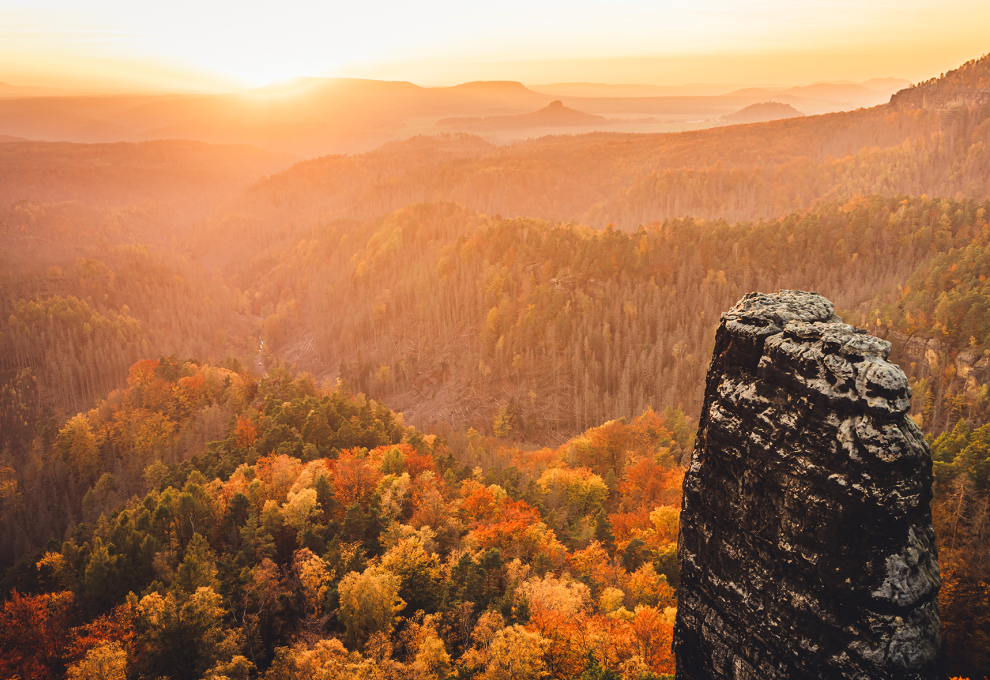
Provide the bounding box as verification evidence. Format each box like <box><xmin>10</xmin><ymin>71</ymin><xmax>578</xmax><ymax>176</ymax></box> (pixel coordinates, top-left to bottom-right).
<box><xmin>437</xmin><ymin>100</ymin><xmax>608</xmax><ymax>130</ymax></box>
<box><xmin>721</xmin><ymin>101</ymin><xmax>804</xmax><ymax>124</ymax></box>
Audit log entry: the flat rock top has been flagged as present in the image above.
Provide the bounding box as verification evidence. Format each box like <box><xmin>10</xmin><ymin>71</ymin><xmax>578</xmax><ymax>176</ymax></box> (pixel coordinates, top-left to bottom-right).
<box><xmin>725</xmin><ymin>290</ymin><xmax>893</xmax><ymax>359</ymax></box>
<box><xmin>725</xmin><ymin>290</ymin><xmax>838</xmax><ymax>326</ymax></box>
<box><xmin>722</xmin><ymin>290</ymin><xmax>905</xmax><ymax>414</ymax></box>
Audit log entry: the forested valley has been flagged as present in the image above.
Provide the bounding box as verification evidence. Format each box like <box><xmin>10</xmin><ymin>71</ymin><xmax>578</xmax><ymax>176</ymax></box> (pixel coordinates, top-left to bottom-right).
<box><xmin>2</xmin><ymin>54</ymin><xmax>990</xmax><ymax>679</ymax></box>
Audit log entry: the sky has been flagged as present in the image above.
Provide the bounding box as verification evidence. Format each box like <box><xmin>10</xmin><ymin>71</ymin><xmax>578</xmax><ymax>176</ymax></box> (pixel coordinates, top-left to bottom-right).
<box><xmin>1</xmin><ymin>0</ymin><xmax>989</xmax><ymax>92</ymax></box>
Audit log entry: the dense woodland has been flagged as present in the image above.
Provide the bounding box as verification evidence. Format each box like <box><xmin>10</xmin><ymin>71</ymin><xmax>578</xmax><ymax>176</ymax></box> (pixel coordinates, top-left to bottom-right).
<box><xmin>2</xmin><ymin>54</ymin><xmax>990</xmax><ymax>678</ymax></box>
<box><xmin>1</xmin><ymin>362</ymin><xmax>686</xmax><ymax>680</ymax></box>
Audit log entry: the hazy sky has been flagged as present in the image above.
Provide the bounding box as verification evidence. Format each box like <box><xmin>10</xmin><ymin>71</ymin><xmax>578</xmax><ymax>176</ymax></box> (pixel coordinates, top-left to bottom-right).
<box><xmin>2</xmin><ymin>0</ymin><xmax>989</xmax><ymax>91</ymax></box>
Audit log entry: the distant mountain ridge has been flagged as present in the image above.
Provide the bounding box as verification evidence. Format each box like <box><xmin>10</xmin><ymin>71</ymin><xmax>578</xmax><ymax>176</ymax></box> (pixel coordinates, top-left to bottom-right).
<box><xmin>0</xmin><ymin>81</ymin><xmax>65</xmax><ymax>98</ymax></box>
<box><xmin>530</xmin><ymin>82</ymin><xmax>752</xmax><ymax>97</ymax></box>
<box><xmin>529</xmin><ymin>79</ymin><xmax>909</xmax><ymax>100</ymax></box>
<box><xmin>724</xmin><ymin>82</ymin><xmax>897</xmax><ymax>109</ymax></box>
<box><xmin>0</xmin><ymin>75</ymin><xmax>914</xmax><ymax>156</ymax></box>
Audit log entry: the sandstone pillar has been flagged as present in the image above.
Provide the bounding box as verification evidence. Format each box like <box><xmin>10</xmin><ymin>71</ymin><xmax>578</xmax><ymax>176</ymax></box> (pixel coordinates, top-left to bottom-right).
<box><xmin>674</xmin><ymin>291</ymin><xmax>940</xmax><ymax>679</ymax></box>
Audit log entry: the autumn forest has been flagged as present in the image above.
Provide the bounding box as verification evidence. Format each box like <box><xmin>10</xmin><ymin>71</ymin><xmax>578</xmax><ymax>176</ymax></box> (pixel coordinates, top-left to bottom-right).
<box><xmin>2</xmin><ymin>52</ymin><xmax>990</xmax><ymax>679</ymax></box>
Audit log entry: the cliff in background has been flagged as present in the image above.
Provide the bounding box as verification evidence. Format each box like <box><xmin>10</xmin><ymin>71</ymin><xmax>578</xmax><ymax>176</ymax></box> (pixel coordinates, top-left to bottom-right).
<box><xmin>890</xmin><ymin>52</ymin><xmax>990</xmax><ymax>111</ymax></box>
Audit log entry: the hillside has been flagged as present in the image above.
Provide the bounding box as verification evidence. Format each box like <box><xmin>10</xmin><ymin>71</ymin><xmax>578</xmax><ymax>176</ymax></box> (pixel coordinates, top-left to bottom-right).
<box><xmin>198</xmin><ymin>88</ymin><xmax>988</xmax><ymax>238</ymax></box>
<box><xmin>203</xmin><ymin>196</ymin><xmax>990</xmax><ymax>446</ymax></box>
<box><xmin>0</xmin><ymin>139</ymin><xmax>293</xmax><ymax>422</ymax></box>
<box><xmin>0</xmin><ymin>139</ymin><xmax>292</xmax><ymax>216</ymax></box>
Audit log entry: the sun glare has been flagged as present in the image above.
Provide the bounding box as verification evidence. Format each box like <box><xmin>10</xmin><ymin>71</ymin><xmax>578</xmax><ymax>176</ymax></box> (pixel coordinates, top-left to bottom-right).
<box><xmin>2</xmin><ymin>0</ymin><xmax>990</xmax><ymax>90</ymax></box>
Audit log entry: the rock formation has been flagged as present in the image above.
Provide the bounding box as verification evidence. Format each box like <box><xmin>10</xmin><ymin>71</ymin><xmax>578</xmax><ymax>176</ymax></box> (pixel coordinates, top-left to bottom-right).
<box><xmin>889</xmin><ymin>85</ymin><xmax>990</xmax><ymax>111</ymax></box>
<box><xmin>674</xmin><ymin>291</ymin><xmax>941</xmax><ymax>680</ymax></box>
<box><xmin>721</xmin><ymin>101</ymin><xmax>804</xmax><ymax>125</ymax></box>
<box><xmin>436</xmin><ymin>100</ymin><xmax>608</xmax><ymax>131</ymax></box>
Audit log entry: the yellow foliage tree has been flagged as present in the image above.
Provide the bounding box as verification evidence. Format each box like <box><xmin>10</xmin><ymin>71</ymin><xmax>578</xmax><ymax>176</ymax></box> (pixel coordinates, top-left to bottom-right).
<box><xmin>293</xmin><ymin>549</ymin><xmax>331</xmax><ymax>619</ymax></box>
<box><xmin>66</xmin><ymin>641</ymin><xmax>127</xmax><ymax>680</ymax></box>
<box><xmin>56</xmin><ymin>414</ymin><xmax>100</xmax><ymax>481</ymax></box>
<box><xmin>283</xmin><ymin>488</ymin><xmax>319</xmax><ymax>537</ymax></box>
<box><xmin>479</xmin><ymin>625</ymin><xmax>547</xmax><ymax>680</ymax></box>
<box><xmin>337</xmin><ymin>566</ymin><xmax>405</xmax><ymax>650</ymax></box>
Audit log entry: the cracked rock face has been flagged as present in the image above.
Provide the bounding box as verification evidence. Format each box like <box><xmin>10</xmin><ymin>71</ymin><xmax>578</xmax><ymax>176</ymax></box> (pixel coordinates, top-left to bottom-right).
<box><xmin>674</xmin><ymin>291</ymin><xmax>940</xmax><ymax>680</ymax></box>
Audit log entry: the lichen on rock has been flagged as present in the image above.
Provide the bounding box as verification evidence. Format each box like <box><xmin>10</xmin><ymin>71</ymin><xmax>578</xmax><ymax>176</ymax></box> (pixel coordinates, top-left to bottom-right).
<box><xmin>674</xmin><ymin>290</ymin><xmax>940</xmax><ymax>680</ymax></box>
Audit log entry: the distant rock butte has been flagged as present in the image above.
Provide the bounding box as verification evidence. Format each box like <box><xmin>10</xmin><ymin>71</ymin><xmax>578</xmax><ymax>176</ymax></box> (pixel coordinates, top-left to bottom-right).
<box><xmin>437</xmin><ymin>100</ymin><xmax>607</xmax><ymax>131</ymax></box>
<box><xmin>722</xmin><ymin>101</ymin><xmax>804</xmax><ymax>124</ymax></box>
<box><xmin>674</xmin><ymin>291</ymin><xmax>941</xmax><ymax>680</ymax></box>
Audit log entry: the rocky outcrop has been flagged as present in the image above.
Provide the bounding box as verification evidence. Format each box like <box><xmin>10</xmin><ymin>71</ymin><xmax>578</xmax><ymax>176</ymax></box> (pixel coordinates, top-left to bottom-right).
<box><xmin>674</xmin><ymin>291</ymin><xmax>940</xmax><ymax>680</ymax></box>
<box><xmin>889</xmin><ymin>85</ymin><xmax>990</xmax><ymax>111</ymax></box>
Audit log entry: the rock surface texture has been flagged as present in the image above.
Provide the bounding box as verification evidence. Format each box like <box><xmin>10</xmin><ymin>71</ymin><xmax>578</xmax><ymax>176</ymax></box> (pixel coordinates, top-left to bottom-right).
<box><xmin>674</xmin><ymin>291</ymin><xmax>940</xmax><ymax>680</ymax></box>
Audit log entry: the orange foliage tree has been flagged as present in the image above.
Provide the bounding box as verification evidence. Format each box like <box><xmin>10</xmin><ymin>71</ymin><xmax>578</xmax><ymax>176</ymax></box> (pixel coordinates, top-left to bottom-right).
<box><xmin>0</xmin><ymin>590</ymin><xmax>76</xmax><ymax>679</ymax></box>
